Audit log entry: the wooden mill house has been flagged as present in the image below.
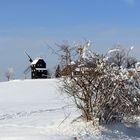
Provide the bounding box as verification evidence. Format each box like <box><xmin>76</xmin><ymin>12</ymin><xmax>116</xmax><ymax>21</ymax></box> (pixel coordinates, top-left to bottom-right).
<box><xmin>24</xmin><ymin>52</ymin><xmax>48</xmax><ymax>79</ymax></box>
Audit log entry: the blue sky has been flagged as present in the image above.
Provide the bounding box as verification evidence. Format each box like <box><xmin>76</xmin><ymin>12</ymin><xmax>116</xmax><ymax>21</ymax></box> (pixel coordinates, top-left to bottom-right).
<box><xmin>0</xmin><ymin>0</ymin><xmax>140</xmax><ymax>80</ymax></box>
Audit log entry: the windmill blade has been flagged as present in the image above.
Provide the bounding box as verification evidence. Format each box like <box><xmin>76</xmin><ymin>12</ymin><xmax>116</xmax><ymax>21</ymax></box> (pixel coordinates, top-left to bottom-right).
<box><xmin>24</xmin><ymin>65</ymin><xmax>31</xmax><ymax>75</ymax></box>
<box><xmin>25</xmin><ymin>51</ymin><xmax>33</xmax><ymax>63</ymax></box>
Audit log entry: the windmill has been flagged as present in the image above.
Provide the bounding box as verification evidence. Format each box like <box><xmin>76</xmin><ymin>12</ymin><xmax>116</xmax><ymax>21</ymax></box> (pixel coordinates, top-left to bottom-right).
<box><xmin>24</xmin><ymin>51</ymin><xmax>48</xmax><ymax>79</ymax></box>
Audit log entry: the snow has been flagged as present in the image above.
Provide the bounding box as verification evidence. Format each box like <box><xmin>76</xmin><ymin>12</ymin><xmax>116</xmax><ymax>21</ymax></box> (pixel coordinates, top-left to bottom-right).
<box><xmin>31</xmin><ymin>57</ymin><xmax>42</xmax><ymax>65</ymax></box>
<box><xmin>35</xmin><ymin>68</ymin><xmax>47</xmax><ymax>70</ymax></box>
<box><xmin>108</xmin><ymin>48</ymin><xmax>120</xmax><ymax>54</ymax></box>
<box><xmin>130</xmin><ymin>46</ymin><xmax>134</xmax><ymax>50</ymax></box>
<box><xmin>70</xmin><ymin>61</ymin><xmax>75</xmax><ymax>65</ymax></box>
<box><xmin>136</xmin><ymin>62</ymin><xmax>140</xmax><ymax>72</ymax></box>
<box><xmin>0</xmin><ymin>79</ymin><xmax>84</xmax><ymax>140</ymax></box>
<box><xmin>0</xmin><ymin>79</ymin><xmax>140</xmax><ymax>139</ymax></box>
<box><xmin>82</xmin><ymin>41</ymin><xmax>92</xmax><ymax>59</ymax></box>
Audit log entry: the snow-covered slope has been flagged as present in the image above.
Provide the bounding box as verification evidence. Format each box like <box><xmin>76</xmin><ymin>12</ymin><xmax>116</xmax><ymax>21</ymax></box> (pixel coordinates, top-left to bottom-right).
<box><xmin>0</xmin><ymin>79</ymin><xmax>78</xmax><ymax>140</ymax></box>
<box><xmin>0</xmin><ymin>79</ymin><xmax>140</xmax><ymax>140</ymax></box>
<box><xmin>0</xmin><ymin>79</ymin><xmax>61</xmax><ymax>103</ymax></box>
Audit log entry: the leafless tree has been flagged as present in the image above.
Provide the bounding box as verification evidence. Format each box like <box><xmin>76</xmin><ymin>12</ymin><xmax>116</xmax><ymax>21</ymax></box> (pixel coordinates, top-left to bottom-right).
<box><xmin>5</xmin><ymin>67</ymin><xmax>14</xmax><ymax>81</ymax></box>
<box><xmin>107</xmin><ymin>45</ymin><xmax>137</xmax><ymax>69</ymax></box>
<box><xmin>55</xmin><ymin>65</ymin><xmax>61</xmax><ymax>78</ymax></box>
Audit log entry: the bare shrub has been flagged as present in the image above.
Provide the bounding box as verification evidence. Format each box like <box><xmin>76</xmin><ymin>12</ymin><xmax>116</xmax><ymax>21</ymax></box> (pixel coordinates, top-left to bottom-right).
<box><xmin>60</xmin><ymin>41</ymin><xmax>140</xmax><ymax>125</ymax></box>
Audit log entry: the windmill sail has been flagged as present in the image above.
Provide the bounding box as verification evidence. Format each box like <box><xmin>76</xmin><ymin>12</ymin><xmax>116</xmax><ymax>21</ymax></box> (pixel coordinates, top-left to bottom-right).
<box><xmin>24</xmin><ymin>66</ymin><xmax>31</xmax><ymax>75</ymax></box>
<box><xmin>25</xmin><ymin>51</ymin><xmax>33</xmax><ymax>63</ymax></box>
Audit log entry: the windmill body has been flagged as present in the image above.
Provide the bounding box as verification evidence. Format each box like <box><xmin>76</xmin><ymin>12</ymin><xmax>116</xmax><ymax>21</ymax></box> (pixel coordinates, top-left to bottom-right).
<box><xmin>31</xmin><ymin>58</ymin><xmax>48</xmax><ymax>79</ymax></box>
<box><xmin>24</xmin><ymin>52</ymin><xmax>48</xmax><ymax>79</ymax></box>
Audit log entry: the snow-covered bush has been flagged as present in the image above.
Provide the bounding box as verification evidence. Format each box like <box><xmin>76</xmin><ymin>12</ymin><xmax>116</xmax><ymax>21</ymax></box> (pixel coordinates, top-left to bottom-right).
<box><xmin>60</xmin><ymin>41</ymin><xmax>140</xmax><ymax>125</ymax></box>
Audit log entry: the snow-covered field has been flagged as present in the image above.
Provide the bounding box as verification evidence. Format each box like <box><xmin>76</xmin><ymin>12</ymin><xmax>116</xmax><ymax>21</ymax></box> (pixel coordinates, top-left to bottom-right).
<box><xmin>0</xmin><ymin>79</ymin><xmax>140</xmax><ymax>140</ymax></box>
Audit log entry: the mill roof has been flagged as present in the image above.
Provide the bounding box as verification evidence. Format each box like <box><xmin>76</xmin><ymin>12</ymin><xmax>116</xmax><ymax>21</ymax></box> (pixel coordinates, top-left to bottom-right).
<box><xmin>31</xmin><ymin>57</ymin><xmax>43</xmax><ymax>65</ymax></box>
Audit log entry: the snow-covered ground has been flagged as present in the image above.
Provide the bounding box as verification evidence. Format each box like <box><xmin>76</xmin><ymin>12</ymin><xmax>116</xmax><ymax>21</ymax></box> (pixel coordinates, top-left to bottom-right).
<box><xmin>0</xmin><ymin>79</ymin><xmax>140</xmax><ymax>140</ymax></box>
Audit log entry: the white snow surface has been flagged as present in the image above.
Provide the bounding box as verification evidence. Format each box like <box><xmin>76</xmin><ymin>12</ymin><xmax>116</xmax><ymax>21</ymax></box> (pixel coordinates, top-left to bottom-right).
<box><xmin>0</xmin><ymin>79</ymin><xmax>140</xmax><ymax>140</ymax></box>
<box><xmin>108</xmin><ymin>48</ymin><xmax>120</xmax><ymax>54</ymax></box>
